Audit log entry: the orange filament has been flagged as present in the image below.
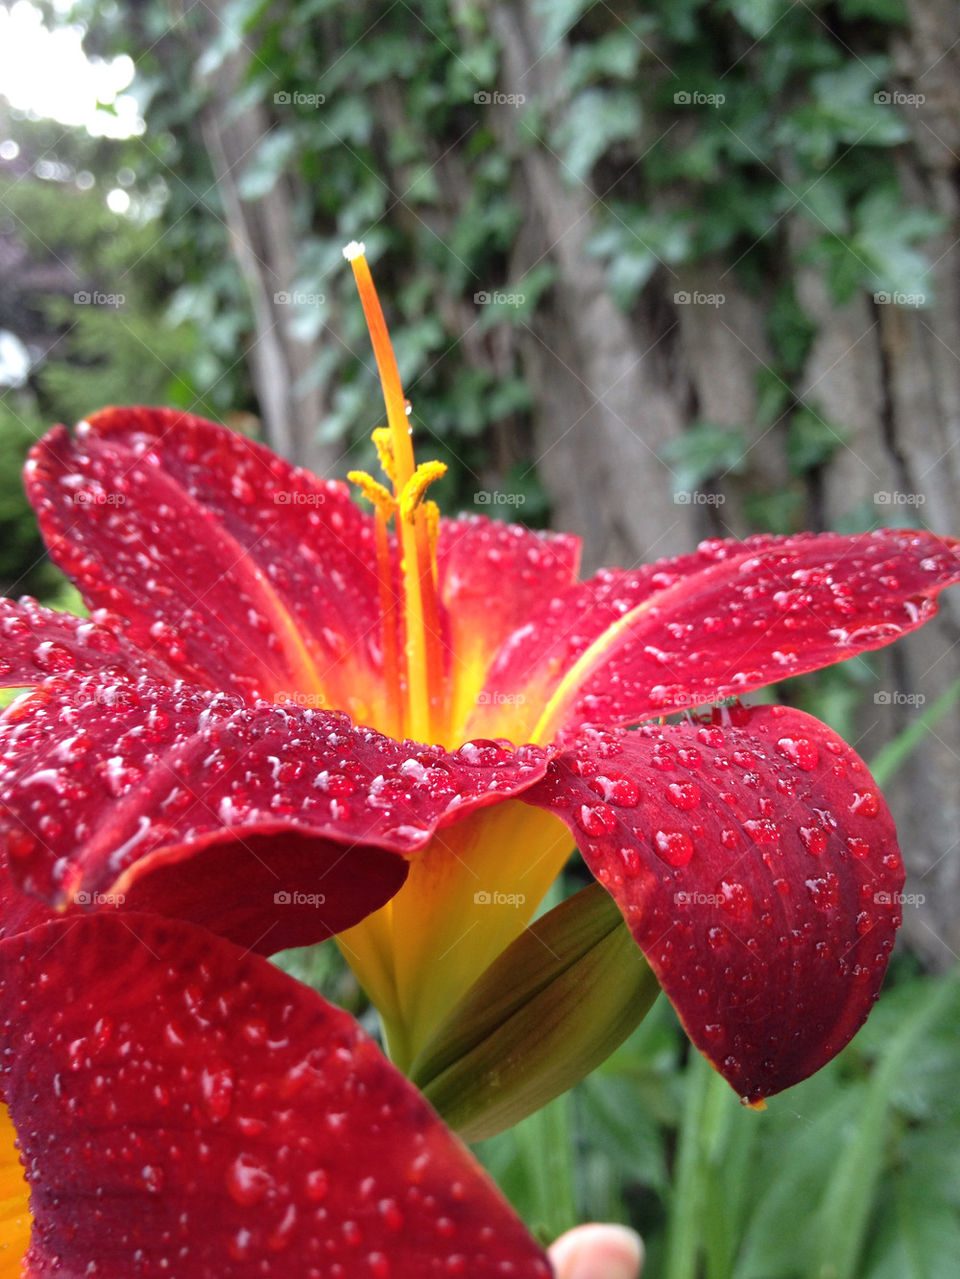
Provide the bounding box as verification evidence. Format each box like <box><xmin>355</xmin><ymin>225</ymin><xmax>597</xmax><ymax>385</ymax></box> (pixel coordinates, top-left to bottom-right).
<box><xmin>344</xmin><ymin>242</ymin><xmax>448</xmax><ymax>743</ymax></box>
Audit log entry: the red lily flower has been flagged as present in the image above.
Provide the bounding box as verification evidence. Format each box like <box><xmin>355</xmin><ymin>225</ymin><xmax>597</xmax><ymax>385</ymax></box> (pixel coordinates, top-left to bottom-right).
<box><xmin>2</xmin><ymin>245</ymin><xmax>959</xmax><ymax>1116</ymax></box>
<box><xmin>0</xmin><ymin>864</ymin><xmax>553</xmax><ymax>1276</ymax></box>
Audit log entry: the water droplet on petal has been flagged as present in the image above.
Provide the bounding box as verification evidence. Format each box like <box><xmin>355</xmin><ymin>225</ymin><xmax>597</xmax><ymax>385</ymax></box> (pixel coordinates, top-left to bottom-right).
<box><xmin>776</xmin><ymin>736</ymin><xmax>819</xmax><ymax>771</ymax></box>
<box><xmin>850</xmin><ymin>791</ymin><xmax>880</xmax><ymax>818</ymax></box>
<box><xmin>577</xmin><ymin>803</ymin><xmax>618</xmax><ymax>836</ymax></box>
<box><xmin>653</xmin><ymin>829</ymin><xmax>694</xmax><ymax>867</ymax></box>
<box><xmin>799</xmin><ymin>826</ymin><xmax>827</xmax><ymax>856</ymax></box>
<box><xmin>225</xmin><ymin>1153</ymin><xmax>272</xmax><ymax>1206</ymax></box>
<box><xmin>666</xmin><ymin>781</ymin><xmax>700</xmax><ymax>810</ymax></box>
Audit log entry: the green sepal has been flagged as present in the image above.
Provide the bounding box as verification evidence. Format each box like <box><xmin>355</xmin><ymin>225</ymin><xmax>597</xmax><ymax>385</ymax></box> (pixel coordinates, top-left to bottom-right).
<box><xmin>409</xmin><ymin>882</ymin><xmax>660</xmax><ymax>1142</ymax></box>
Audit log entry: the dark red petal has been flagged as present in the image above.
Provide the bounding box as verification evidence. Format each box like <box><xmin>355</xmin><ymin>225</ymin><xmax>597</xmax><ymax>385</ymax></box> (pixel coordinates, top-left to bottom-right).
<box><xmin>0</xmin><ymin>674</ymin><xmax>550</xmax><ymax>954</ymax></box>
<box><xmin>0</xmin><ymin>914</ymin><xmax>552</xmax><ymax>1279</ymax></box>
<box><xmin>522</xmin><ymin>704</ymin><xmax>904</xmax><ymax>1101</ymax></box>
<box><xmin>469</xmin><ymin>530</ymin><xmax>960</xmax><ymax>740</ymax></box>
<box><xmin>26</xmin><ymin>409</ymin><xmax>384</xmax><ymax>715</ymax></box>
<box><xmin>0</xmin><ymin>854</ymin><xmax>55</xmax><ymax>941</ymax></box>
<box><xmin>437</xmin><ymin>516</ymin><xmax>580</xmax><ymax>726</ymax></box>
<box><xmin>0</xmin><ymin>596</ymin><xmax>175</xmax><ymax>688</ymax></box>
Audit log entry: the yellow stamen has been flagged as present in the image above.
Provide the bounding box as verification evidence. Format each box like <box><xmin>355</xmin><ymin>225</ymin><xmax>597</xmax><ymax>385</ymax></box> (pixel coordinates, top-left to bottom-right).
<box><xmin>423</xmin><ymin>499</ymin><xmax>441</xmax><ymax>566</ymax></box>
<box><xmin>344</xmin><ymin>241</ymin><xmax>447</xmax><ymax>743</ymax></box>
<box><xmin>399</xmin><ymin>460</ymin><xmax>447</xmax><ymax>524</ymax></box>
<box><xmin>372</xmin><ymin>506</ymin><xmax>403</xmax><ymax>740</ymax></box>
<box><xmin>347</xmin><ymin>469</ymin><xmax>396</xmax><ymax>519</ymax></box>
<box><xmin>371</xmin><ymin>427</ymin><xmax>397</xmax><ymax>485</ymax></box>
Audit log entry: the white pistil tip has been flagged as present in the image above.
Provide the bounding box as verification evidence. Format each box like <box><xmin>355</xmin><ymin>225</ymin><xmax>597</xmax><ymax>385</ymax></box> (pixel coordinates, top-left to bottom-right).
<box><xmin>342</xmin><ymin>240</ymin><xmax>366</xmax><ymax>261</ymax></box>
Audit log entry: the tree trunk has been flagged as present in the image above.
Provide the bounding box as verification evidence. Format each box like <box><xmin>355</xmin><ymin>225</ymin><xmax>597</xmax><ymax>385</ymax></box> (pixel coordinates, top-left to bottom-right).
<box><xmin>191</xmin><ymin>2</ymin><xmax>335</xmax><ymax>474</ymax></box>
<box><xmin>489</xmin><ymin>0</ymin><xmax>960</xmax><ymax>964</ymax></box>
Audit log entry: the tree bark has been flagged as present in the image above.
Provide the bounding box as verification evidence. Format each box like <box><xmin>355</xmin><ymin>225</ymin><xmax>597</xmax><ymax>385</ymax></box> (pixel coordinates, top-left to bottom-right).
<box><xmin>488</xmin><ymin>0</ymin><xmax>960</xmax><ymax>963</ymax></box>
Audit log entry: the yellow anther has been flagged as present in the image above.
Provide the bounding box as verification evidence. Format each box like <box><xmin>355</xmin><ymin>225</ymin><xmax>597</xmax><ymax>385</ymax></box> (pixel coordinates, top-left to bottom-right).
<box><xmin>399</xmin><ymin>460</ymin><xmax>447</xmax><ymax>524</ymax></box>
<box><xmin>371</xmin><ymin>427</ymin><xmax>397</xmax><ymax>485</ymax></box>
<box><xmin>348</xmin><ymin>469</ymin><xmax>396</xmax><ymax>520</ymax></box>
<box><xmin>422</xmin><ymin>499</ymin><xmax>441</xmax><ymax>555</ymax></box>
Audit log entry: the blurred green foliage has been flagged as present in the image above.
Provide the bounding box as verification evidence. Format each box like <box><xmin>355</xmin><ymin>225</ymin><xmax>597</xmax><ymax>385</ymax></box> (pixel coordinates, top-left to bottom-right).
<box><xmin>27</xmin><ymin>0</ymin><xmax>937</xmax><ymax>523</ymax></box>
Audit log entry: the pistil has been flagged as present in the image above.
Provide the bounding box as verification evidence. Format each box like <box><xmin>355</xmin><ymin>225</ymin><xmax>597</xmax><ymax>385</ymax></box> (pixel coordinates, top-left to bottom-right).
<box><xmin>344</xmin><ymin>242</ymin><xmax>448</xmax><ymax>743</ymax></box>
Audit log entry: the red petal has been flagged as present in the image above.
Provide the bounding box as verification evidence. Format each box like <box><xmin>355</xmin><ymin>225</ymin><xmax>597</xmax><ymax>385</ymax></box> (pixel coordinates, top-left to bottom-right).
<box><xmin>469</xmin><ymin>531</ymin><xmax>960</xmax><ymax>740</ymax></box>
<box><xmin>0</xmin><ymin>914</ymin><xmax>552</xmax><ymax>1278</ymax></box>
<box><xmin>437</xmin><ymin>516</ymin><xmax>580</xmax><ymax>730</ymax></box>
<box><xmin>522</xmin><ymin>704</ymin><xmax>904</xmax><ymax>1101</ymax></box>
<box><xmin>0</xmin><ymin>854</ymin><xmax>54</xmax><ymax>941</ymax></box>
<box><xmin>0</xmin><ymin>596</ymin><xmax>175</xmax><ymax>688</ymax></box>
<box><xmin>27</xmin><ymin>409</ymin><xmax>385</xmax><ymax>717</ymax></box>
<box><xmin>0</xmin><ymin>674</ymin><xmax>550</xmax><ymax>953</ymax></box>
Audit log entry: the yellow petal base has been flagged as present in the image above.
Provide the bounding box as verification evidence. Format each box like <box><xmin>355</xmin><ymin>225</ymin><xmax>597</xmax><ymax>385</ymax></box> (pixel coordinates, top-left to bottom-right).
<box><xmin>337</xmin><ymin>799</ymin><xmax>573</xmax><ymax>1071</ymax></box>
<box><xmin>0</xmin><ymin>1103</ymin><xmax>30</xmax><ymax>1275</ymax></box>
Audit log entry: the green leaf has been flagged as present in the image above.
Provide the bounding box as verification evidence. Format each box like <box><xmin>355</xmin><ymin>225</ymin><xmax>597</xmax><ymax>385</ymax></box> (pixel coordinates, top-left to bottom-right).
<box><xmin>660</xmin><ymin>421</ymin><xmax>748</xmax><ymax>493</ymax></box>
<box><xmin>724</xmin><ymin>0</ymin><xmax>787</xmax><ymax>39</ymax></box>
<box><xmin>810</xmin><ymin>975</ymin><xmax>960</xmax><ymax>1279</ymax></box>
<box><xmin>412</xmin><ymin>883</ymin><xmax>660</xmax><ymax>1142</ymax></box>
<box><xmin>786</xmin><ymin>406</ymin><xmax>848</xmax><ymax>475</ymax></box>
<box><xmin>236</xmin><ymin>127</ymin><xmax>298</xmax><ymax>200</ymax></box>
<box><xmin>869</xmin><ymin>678</ymin><xmax>960</xmax><ymax>788</ymax></box>
<box><xmin>554</xmin><ymin>88</ymin><xmax>643</xmax><ymax>182</ymax></box>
